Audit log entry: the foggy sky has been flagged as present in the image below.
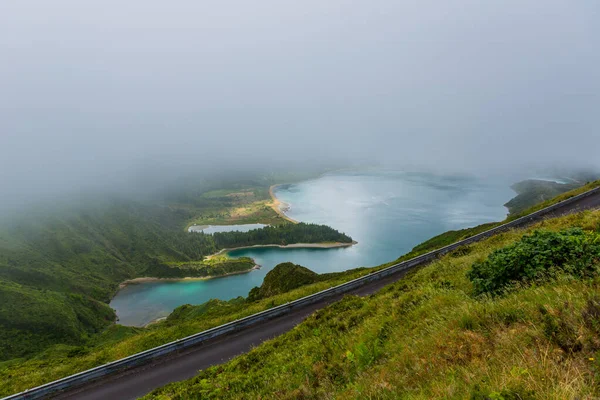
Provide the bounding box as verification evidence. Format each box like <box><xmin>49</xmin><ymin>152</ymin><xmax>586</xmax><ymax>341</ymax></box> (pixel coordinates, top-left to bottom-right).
<box><xmin>1</xmin><ymin>1</ymin><xmax>599</xmax><ymax>208</ymax></box>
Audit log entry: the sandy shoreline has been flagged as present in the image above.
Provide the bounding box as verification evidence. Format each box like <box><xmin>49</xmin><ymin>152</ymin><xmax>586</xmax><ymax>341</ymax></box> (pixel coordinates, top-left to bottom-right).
<box><xmin>269</xmin><ymin>184</ymin><xmax>299</xmax><ymax>223</ymax></box>
<box><xmin>117</xmin><ymin>265</ymin><xmax>261</xmax><ymax>290</ymax></box>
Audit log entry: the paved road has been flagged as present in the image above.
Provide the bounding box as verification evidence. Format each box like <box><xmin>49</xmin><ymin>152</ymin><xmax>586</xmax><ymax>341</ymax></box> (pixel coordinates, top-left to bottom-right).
<box><xmin>55</xmin><ymin>190</ymin><xmax>600</xmax><ymax>400</ymax></box>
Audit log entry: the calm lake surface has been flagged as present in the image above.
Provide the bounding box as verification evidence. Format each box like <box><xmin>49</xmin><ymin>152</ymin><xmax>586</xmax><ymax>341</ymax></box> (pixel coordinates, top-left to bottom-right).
<box><xmin>111</xmin><ymin>170</ymin><xmax>515</xmax><ymax>326</ymax></box>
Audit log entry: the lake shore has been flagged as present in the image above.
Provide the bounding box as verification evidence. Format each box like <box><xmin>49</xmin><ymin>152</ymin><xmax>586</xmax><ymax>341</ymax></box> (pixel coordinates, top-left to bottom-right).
<box><xmin>269</xmin><ymin>184</ymin><xmax>299</xmax><ymax>223</ymax></box>
<box><xmin>117</xmin><ymin>265</ymin><xmax>261</xmax><ymax>290</ymax></box>
<box><xmin>208</xmin><ymin>241</ymin><xmax>358</xmax><ymax>259</ymax></box>
<box><xmin>187</xmin><ymin>224</ymin><xmax>209</xmax><ymax>233</ymax></box>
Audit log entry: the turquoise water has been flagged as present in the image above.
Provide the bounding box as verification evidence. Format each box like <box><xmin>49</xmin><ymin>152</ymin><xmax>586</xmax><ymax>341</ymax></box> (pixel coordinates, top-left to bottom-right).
<box><xmin>111</xmin><ymin>170</ymin><xmax>515</xmax><ymax>326</ymax></box>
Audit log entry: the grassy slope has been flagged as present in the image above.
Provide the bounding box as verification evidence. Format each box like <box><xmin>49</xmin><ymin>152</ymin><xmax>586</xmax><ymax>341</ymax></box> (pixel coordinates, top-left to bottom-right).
<box><xmin>147</xmin><ymin>209</ymin><xmax>600</xmax><ymax>400</ymax></box>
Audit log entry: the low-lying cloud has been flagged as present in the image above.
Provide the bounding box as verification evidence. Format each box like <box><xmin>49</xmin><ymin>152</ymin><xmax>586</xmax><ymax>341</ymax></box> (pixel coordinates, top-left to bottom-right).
<box><xmin>1</xmin><ymin>0</ymin><xmax>599</xmax><ymax>209</ymax></box>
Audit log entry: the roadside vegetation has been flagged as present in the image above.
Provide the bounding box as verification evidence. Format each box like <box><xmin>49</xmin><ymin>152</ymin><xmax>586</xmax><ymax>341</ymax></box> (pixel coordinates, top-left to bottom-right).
<box><xmin>147</xmin><ymin>209</ymin><xmax>600</xmax><ymax>399</ymax></box>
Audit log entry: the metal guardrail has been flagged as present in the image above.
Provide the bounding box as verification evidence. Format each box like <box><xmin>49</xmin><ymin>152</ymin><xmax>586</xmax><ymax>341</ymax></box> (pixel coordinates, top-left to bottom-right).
<box><xmin>5</xmin><ymin>186</ymin><xmax>600</xmax><ymax>400</ymax></box>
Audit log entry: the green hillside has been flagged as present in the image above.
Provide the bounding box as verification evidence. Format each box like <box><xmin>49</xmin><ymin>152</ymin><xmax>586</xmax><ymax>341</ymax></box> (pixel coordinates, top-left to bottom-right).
<box><xmin>504</xmin><ymin>179</ymin><xmax>580</xmax><ymax>215</ymax></box>
<box><xmin>0</xmin><ymin>196</ymin><xmax>351</xmax><ymax>361</ymax></box>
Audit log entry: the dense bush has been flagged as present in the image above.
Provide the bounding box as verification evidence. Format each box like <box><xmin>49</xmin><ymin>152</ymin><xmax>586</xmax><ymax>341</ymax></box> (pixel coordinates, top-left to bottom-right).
<box><xmin>210</xmin><ymin>223</ymin><xmax>352</xmax><ymax>248</ymax></box>
<box><xmin>468</xmin><ymin>228</ymin><xmax>600</xmax><ymax>295</ymax></box>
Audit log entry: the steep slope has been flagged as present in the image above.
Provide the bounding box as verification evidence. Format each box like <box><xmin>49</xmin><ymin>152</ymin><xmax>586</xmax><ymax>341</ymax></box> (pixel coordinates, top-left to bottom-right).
<box><xmin>0</xmin><ymin>199</ymin><xmax>351</xmax><ymax>360</ymax></box>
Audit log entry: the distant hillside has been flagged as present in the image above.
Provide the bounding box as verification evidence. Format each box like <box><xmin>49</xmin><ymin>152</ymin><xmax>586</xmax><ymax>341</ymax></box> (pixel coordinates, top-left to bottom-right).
<box><xmin>504</xmin><ymin>179</ymin><xmax>580</xmax><ymax>215</ymax></box>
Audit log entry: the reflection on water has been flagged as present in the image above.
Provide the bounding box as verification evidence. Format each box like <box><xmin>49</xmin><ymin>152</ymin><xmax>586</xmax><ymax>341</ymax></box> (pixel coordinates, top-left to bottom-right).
<box><xmin>111</xmin><ymin>170</ymin><xmax>514</xmax><ymax>326</ymax></box>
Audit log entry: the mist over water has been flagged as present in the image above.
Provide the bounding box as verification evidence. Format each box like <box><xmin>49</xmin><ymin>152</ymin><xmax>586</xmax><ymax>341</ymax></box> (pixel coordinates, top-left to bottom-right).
<box><xmin>2</xmin><ymin>1</ymin><xmax>600</xmax><ymax>212</ymax></box>
<box><xmin>233</xmin><ymin>170</ymin><xmax>514</xmax><ymax>271</ymax></box>
<box><xmin>111</xmin><ymin>170</ymin><xmax>515</xmax><ymax>326</ymax></box>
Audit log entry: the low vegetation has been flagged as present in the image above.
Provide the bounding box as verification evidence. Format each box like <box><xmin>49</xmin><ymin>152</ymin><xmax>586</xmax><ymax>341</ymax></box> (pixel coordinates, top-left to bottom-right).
<box><xmin>469</xmin><ymin>228</ymin><xmax>600</xmax><ymax>295</ymax></box>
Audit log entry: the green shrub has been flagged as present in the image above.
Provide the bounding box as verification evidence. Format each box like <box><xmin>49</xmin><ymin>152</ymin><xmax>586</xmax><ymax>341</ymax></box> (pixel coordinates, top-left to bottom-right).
<box><xmin>468</xmin><ymin>228</ymin><xmax>600</xmax><ymax>295</ymax></box>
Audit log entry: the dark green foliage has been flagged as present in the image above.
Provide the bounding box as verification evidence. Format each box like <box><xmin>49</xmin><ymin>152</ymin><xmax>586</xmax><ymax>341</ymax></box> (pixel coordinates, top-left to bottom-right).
<box><xmin>0</xmin><ymin>202</ymin><xmax>218</xmax><ymax>359</ymax></box>
<box><xmin>210</xmin><ymin>223</ymin><xmax>352</xmax><ymax>248</ymax></box>
<box><xmin>468</xmin><ymin>228</ymin><xmax>600</xmax><ymax>295</ymax></box>
<box><xmin>247</xmin><ymin>262</ymin><xmax>319</xmax><ymax>301</ymax></box>
<box><xmin>0</xmin><ymin>281</ymin><xmax>114</xmax><ymax>360</ymax></box>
